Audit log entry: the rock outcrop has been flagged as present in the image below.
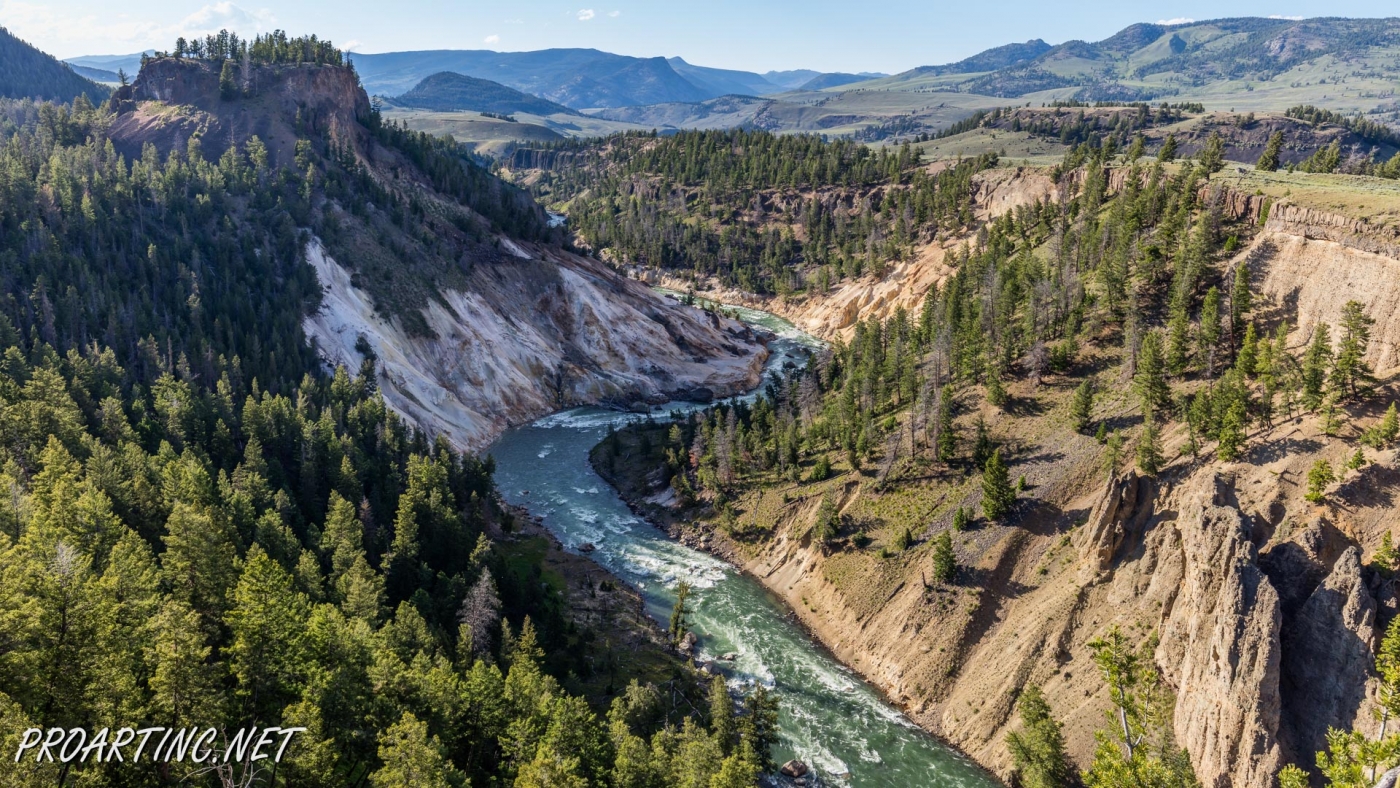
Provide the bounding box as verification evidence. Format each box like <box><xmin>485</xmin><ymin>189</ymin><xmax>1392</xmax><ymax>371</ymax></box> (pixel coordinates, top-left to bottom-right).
<box><xmin>1244</xmin><ymin>224</ymin><xmax>1400</xmax><ymax>371</ymax></box>
<box><xmin>108</xmin><ymin>57</ymin><xmax>370</xmax><ymax>165</ymax></box>
<box><xmin>1157</xmin><ymin>475</ymin><xmax>1284</xmax><ymax>788</ymax></box>
<box><xmin>1278</xmin><ymin>547</ymin><xmax>1378</xmax><ymax>770</ymax></box>
<box><xmin>305</xmin><ymin>238</ymin><xmax>766</xmax><ymax>452</ymax></box>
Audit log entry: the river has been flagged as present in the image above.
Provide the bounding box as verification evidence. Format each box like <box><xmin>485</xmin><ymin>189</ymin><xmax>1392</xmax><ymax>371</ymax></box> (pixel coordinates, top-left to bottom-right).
<box><xmin>488</xmin><ymin>301</ymin><xmax>999</xmax><ymax>787</ymax></box>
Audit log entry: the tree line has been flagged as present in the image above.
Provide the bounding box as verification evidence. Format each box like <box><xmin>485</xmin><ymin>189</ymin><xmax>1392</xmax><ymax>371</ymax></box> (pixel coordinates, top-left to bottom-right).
<box><xmin>514</xmin><ymin>129</ymin><xmax>996</xmax><ymax>295</ymax></box>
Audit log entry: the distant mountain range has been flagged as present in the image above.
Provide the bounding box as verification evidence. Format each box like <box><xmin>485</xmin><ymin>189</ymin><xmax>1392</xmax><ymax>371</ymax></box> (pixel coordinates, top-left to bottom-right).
<box><xmin>60</xmin><ymin>15</ymin><xmax>1400</xmax><ymax>139</ymax></box>
<box><xmin>1</xmin><ymin>25</ymin><xmax>108</xmax><ymax>103</ymax></box>
<box><xmin>326</xmin><ymin>48</ymin><xmax>888</xmax><ymax>108</ymax></box>
<box><xmin>65</xmin><ymin>52</ymin><xmax>151</xmax><ymax>80</ymax></box>
<box><xmin>389</xmin><ymin>72</ymin><xmax>577</xmax><ymax>116</ymax></box>
<box><xmin>878</xmin><ymin>17</ymin><xmax>1400</xmax><ymax>101</ymax></box>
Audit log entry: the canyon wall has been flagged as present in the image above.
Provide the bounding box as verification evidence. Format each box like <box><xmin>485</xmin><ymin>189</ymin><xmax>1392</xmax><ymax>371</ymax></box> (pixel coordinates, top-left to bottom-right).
<box><xmin>304</xmin><ymin>238</ymin><xmax>767</xmax><ymax>453</ymax></box>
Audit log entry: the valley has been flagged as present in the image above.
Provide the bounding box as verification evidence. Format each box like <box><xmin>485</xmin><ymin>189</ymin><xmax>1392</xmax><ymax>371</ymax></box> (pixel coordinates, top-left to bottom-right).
<box><xmin>5</xmin><ymin>9</ymin><xmax>1400</xmax><ymax>788</ymax></box>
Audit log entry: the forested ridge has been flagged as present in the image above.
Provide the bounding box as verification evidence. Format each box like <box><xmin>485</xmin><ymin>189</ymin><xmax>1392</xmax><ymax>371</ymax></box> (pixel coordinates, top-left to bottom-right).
<box><xmin>0</xmin><ymin>38</ymin><xmax>777</xmax><ymax>787</ymax></box>
<box><xmin>510</xmin><ymin>130</ymin><xmax>996</xmax><ymax>295</ymax></box>
<box><xmin>601</xmin><ymin>133</ymin><xmax>1400</xmax><ymax>785</ymax></box>
<box><xmin>0</xmin><ymin>25</ymin><xmax>109</xmax><ymax>105</ymax></box>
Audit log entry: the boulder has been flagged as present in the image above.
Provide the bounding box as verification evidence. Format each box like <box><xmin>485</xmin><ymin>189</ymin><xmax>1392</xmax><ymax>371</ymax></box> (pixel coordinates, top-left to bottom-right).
<box><xmin>780</xmin><ymin>759</ymin><xmax>809</xmax><ymax>778</ymax></box>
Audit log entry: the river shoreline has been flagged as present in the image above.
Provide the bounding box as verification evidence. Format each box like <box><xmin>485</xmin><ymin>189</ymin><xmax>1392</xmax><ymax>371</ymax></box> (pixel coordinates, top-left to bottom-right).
<box><xmin>586</xmin><ymin>426</ymin><xmax>1006</xmax><ymax>788</ymax></box>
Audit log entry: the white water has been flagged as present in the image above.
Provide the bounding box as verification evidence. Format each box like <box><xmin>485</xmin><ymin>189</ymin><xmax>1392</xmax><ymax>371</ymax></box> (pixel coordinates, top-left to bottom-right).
<box><xmin>488</xmin><ymin>301</ymin><xmax>999</xmax><ymax>787</ymax></box>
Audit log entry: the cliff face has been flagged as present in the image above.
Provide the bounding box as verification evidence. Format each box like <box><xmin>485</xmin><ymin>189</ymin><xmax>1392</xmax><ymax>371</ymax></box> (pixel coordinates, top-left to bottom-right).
<box><xmin>640</xmin><ymin>167</ymin><xmax>1059</xmax><ymax>341</ymax></box>
<box><xmin>107</xmin><ymin>57</ymin><xmax>370</xmax><ymax>165</ymax></box>
<box><xmin>305</xmin><ymin>238</ymin><xmax>767</xmax><ymax>453</ymax></box>
<box><xmin>690</xmin><ymin>431</ymin><xmax>1393</xmax><ymax>786</ymax></box>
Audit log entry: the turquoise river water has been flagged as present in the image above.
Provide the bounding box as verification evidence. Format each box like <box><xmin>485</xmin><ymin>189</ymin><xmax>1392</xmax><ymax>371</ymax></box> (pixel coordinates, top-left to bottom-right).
<box><xmin>487</xmin><ymin>300</ymin><xmax>1000</xmax><ymax>787</ymax></box>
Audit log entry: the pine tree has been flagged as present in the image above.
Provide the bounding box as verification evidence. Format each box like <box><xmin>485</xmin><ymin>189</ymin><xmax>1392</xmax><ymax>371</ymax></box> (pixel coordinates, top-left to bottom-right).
<box><xmin>931</xmin><ymin>531</ymin><xmax>957</xmax><ymax>584</ymax></box>
<box><xmin>1127</xmin><ymin>134</ymin><xmax>1146</xmax><ymax>162</ymax></box>
<box><xmin>1305</xmin><ymin>459</ymin><xmax>1336</xmax><ymax>503</ymax></box>
<box><xmin>227</xmin><ymin>545</ymin><xmax>311</xmax><ymax>718</ymax></box>
<box><xmin>709</xmin><ymin>674</ymin><xmax>736</xmax><ymax>755</ymax></box>
<box><xmin>1256</xmin><ymin>131</ymin><xmax>1284</xmax><ymax>171</ymax></box>
<box><xmin>1332</xmin><ymin>300</ymin><xmax>1376</xmax><ymax>400</ymax></box>
<box><xmin>1346</xmin><ymin>447</ymin><xmax>1367</xmax><ymax>472</ymax></box>
<box><xmin>986</xmin><ymin>370</ymin><xmax>1008</xmax><ymax>409</ymax></box>
<box><xmin>1006</xmin><ymin>684</ymin><xmax>1074</xmax><ymax>788</ymax></box>
<box><xmin>1236</xmin><ymin>322</ymin><xmax>1258</xmax><ymax>377</ymax></box>
<box><xmin>1364</xmin><ymin>403</ymin><xmax>1400</xmax><ymax>448</ymax></box>
<box><xmin>1375</xmin><ymin>531</ymin><xmax>1400</xmax><ymax>577</ymax></box>
<box><xmin>1198</xmin><ymin>131</ymin><xmax>1225</xmax><ymax>174</ymax></box>
<box><xmin>973</xmin><ymin>417</ymin><xmax>994</xmax><ymax>468</ymax></box>
<box><xmin>1083</xmin><ymin>626</ymin><xmax>1199</xmax><ymax>788</ymax></box>
<box><xmin>1136</xmin><ymin>414</ymin><xmax>1164</xmax><ymax>476</ymax></box>
<box><xmin>982</xmin><ymin>449</ymin><xmax>1015</xmax><ymax>521</ymax></box>
<box><xmin>219</xmin><ymin>59</ymin><xmax>239</xmax><ymax>100</ymax></box>
<box><xmin>1103</xmin><ymin>431</ymin><xmax>1124</xmax><ymax>478</ymax></box>
<box><xmin>1217</xmin><ymin>399</ymin><xmax>1247</xmax><ymax>462</ymax></box>
<box><xmin>952</xmin><ymin>506</ymin><xmax>968</xmax><ymax>532</ymax></box>
<box><xmin>1071</xmin><ymin>379</ymin><xmax>1096</xmax><ymax>434</ymax></box>
<box><xmin>1134</xmin><ymin>331</ymin><xmax>1171</xmax><ymax>415</ymax></box>
<box><xmin>739</xmin><ymin>683</ymin><xmax>780</xmax><ymax>773</ymax></box>
<box><xmin>668</xmin><ymin>582</ymin><xmax>693</xmax><ymax>647</ymax></box>
<box><xmin>371</xmin><ymin>712</ymin><xmax>464</xmax><ymax>788</ymax></box>
<box><xmin>1302</xmin><ymin>325</ymin><xmax>1333</xmax><ymax>411</ymax></box>
<box><xmin>1157</xmin><ymin>133</ymin><xmax>1178</xmax><ymax>162</ymax></box>
<box><xmin>1166</xmin><ymin>307</ymin><xmax>1190</xmax><ymax>376</ymax></box>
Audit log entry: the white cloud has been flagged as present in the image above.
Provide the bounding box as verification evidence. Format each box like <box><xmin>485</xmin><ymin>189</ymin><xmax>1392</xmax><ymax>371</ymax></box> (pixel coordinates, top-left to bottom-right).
<box><xmin>341</xmin><ymin>39</ymin><xmax>362</xmax><ymax>52</ymax></box>
<box><xmin>1156</xmin><ymin>17</ymin><xmax>1195</xmax><ymax>25</ymax></box>
<box><xmin>178</xmin><ymin>1</ymin><xmax>276</xmax><ymax>37</ymax></box>
<box><xmin>484</xmin><ymin>34</ymin><xmax>501</xmax><ymax>44</ymax></box>
<box><xmin>609</xmin><ymin>10</ymin><xmax>621</xmax><ymax>17</ymax></box>
<box><xmin>1268</xmin><ymin>14</ymin><xmax>1304</xmax><ymax>20</ymax></box>
<box><xmin>0</xmin><ymin>0</ymin><xmax>275</xmax><ymax>57</ymax></box>
<box><xmin>577</xmin><ymin>8</ymin><xmax>595</xmax><ymax>21</ymax></box>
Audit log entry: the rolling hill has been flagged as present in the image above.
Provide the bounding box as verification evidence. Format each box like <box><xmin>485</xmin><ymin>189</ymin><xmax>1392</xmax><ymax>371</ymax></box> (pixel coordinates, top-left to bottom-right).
<box><xmin>350</xmin><ymin>48</ymin><xmax>711</xmax><ymax>107</ymax></box>
<box><xmin>666</xmin><ymin>56</ymin><xmax>782</xmax><ymax>96</ymax></box>
<box><xmin>390</xmin><ymin>71</ymin><xmax>578</xmax><ymax>115</ymax></box>
<box><xmin>0</xmin><ymin>25</ymin><xmax>108</xmax><ymax>103</ymax></box>
<box><xmin>340</xmin><ymin>48</ymin><xmax>878</xmax><ymax>109</ymax></box>
<box><xmin>63</xmin><ymin>51</ymin><xmax>150</xmax><ymax>79</ymax></box>
<box><xmin>872</xmin><ymin>16</ymin><xmax>1400</xmax><ymax>108</ymax></box>
<box><xmin>67</xmin><ymin>64</ymin><xmax>120</xmax><ymax>83</ymax></box>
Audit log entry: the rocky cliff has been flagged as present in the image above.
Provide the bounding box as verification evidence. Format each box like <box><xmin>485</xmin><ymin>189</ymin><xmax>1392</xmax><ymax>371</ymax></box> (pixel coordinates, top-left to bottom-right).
<box><xmin>640</xmin><ymin>167</ymin><xmax>1059</xmax><ymax>341</ymax></box>
<box><xmin>305</xmin><ymin>237</ymin><xmax>766</xmax><ymax>452</ymax></box>
<box><xmin>648</xmin><ymin>411</ymin><xmax>1396</xmax><ymax>786</ymax></box>
<box><xmin>107</xmin><ymin>57</ymin><xmax>370</xmax><ymax>165</ymax></box>
<box><xmin>1233</xmin><ymin>201</ymin><xmax>1400</xmax><ymax>373</ymax></box>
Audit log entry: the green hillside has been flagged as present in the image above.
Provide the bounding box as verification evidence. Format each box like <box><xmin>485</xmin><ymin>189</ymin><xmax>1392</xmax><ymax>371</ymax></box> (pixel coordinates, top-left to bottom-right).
<box><xmin>391</xmin><ymin>71</ymin><xmax>578</xmax><ymax>116</ymax></box>
<box><xmin>0</xmin><ymin>25</ymin><xmax>108</xmax><ymax>103</ymax></box>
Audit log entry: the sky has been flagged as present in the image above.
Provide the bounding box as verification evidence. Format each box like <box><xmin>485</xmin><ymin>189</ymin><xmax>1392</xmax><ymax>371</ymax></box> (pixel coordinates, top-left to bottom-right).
<box><xmin>3</xmin><ymin>0</ymin><xmax>1398</xmax><ymax>74</ymax></box>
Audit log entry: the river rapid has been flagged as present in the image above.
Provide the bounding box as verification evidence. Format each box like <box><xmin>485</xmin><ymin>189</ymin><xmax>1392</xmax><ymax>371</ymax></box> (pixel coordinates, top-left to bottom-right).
<box><xmin>488</xmin><ymin>299</ymin><xmax>1000</xmax><ymax>787</ymax></box>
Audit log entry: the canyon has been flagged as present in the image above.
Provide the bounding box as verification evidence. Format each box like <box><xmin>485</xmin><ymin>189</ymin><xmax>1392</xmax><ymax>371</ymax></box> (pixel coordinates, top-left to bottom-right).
<box><xmin>607</xmin><ymin>165</ymin><xmax>1400</xmax><ymax>786</ymax></box>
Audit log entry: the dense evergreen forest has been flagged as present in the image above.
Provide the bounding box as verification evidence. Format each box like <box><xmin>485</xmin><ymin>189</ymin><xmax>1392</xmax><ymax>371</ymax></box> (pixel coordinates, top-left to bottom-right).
<box><xmin>0</xmin><ymin>36</ymin><xmax>775</xmax><ymax>787</ymax></box>
<box><xmin>0</xmin><ymin>26</ymin><xmax>109</xmax><ymax>104</ymax></box>
<box><xmin>511</xmin><ymin>130</ymin><xmax>995</xmax><ymax>295</ymax></box>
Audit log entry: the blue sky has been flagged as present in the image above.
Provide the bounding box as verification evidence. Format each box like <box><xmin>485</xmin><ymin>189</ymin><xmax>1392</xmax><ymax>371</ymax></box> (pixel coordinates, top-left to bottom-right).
<box><xmin>3</xmin><ymin>0</ymin><xmax>1397</xmax><ymax>73</ymax></box>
